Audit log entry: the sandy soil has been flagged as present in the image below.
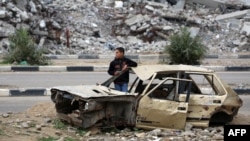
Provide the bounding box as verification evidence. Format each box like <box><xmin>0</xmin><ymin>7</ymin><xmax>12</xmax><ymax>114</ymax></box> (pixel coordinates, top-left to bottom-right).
<box><xmin>0</xmin><ymin>101</ymin><xmax>250</xmax><ymax>141</ymax></box>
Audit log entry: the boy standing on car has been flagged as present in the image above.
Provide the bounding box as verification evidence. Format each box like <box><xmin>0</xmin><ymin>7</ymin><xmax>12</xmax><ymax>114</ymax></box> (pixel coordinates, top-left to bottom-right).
<box><xmin>108</xmin><ymin>47</ymin><xmax>138</xmax><ymax>92</ymax></box>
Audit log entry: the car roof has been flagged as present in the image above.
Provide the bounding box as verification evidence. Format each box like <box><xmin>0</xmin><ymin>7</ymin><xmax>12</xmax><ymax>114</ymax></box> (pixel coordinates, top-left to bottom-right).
<box><xmin>131</xmin><ymin>64</ymin><xmax>214</xmax><ymax>80</ymax></box>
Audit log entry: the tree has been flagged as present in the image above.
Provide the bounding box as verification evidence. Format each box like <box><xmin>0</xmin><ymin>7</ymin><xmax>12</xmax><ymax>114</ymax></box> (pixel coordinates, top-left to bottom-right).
<box><xmin>165</xmin><ymin>27</ymin><xmax>207</xmax><ymax>65</ymax></box>
<box><xmin>4</xmin><ymin>28</ymin><xmax>49</xmax><ymax>65</ymax></box>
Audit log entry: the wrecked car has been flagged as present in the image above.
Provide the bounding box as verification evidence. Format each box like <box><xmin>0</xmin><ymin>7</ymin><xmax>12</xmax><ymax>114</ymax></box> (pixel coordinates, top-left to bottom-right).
<box><xmin>50</xmin><ymin>64</ymin><xmax>242</xmax><ymax>130</ymax></box>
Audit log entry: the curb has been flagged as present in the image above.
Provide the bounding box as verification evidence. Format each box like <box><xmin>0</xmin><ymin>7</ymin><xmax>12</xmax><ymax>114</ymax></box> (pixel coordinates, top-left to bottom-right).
<box><xmin>0</xmin><ymin>88</ymin><xmax>51</xmax><ymax>97</ymax></box>
<box><xmin>0</xmin><ymin>88</ymin><xmax>249</xmax><ymax>97</ymax></box>
<box><xmin>0</xmin><ymin>66</ymin><xmax>96</xmax><ymax>72</ymax></box>
<box><xmin>0</xmin><ymin>65</ymin><xmax>249</xmax><ymax>72</ymax></box>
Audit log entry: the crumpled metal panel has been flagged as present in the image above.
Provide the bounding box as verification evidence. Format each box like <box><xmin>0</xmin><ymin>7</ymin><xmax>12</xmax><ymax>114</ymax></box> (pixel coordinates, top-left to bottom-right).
<box><xmin>51</xmin><ymin>85</ymin><xmax>135</xmax><ymax>98</ymax></box>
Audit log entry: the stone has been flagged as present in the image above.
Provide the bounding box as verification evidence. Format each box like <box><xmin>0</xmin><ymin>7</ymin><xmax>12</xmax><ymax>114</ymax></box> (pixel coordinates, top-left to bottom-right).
<box><xmin>98</xmin><ymin>38</ymin><xmax>107</xmax><ymax>43</ymax></box>
<box><xmin>212</xmin><ymin>134</ymin><xmax>224</xmax><ymax>140</ymax></box>
<box><xmin>189</xmin><ymin>27</ymin><xmax>200</xmax><ymax>37</ymax></box>
<box><xmin>36</xmin><ymin>125</ymin><xmax>42</xmax><ymax>130</ymax></box>
<box><xmin>29</xmin><ymin>1</ymin><xmax>37</xmax><ymax>13</ymax></box>
<box><xmin>51</xmin><ymin>20</ymin><xmax>61</xmax><ymax>29</ymax></box>
<box><xmin>241</xmin><ymin>22</ymin><xmax>250</xmax><ymax>36</ymax></box>
<box><xmin>21</xmin><ymin>122</ymin><xmax>29</xmax><ymax>128</ymax></box>
<box><xmin>31</xmin><ymin>29</ymin><xmax>48</xmax><ymax>36</ymax></box>
<box><xmin>137</xmin><ymin>23</ymin><xmax>150</xmax><ymax>32</ymax></box>
<box><xmin>149</xmin><ymin>128</ymin><xmax>162</xmax><ymax>136</ymax></box>
<box><xmin>103</xmin><ymin>0</ymin><xmax>114</xmax><ymax>6</ymax></box>
<box><xmin>16</xmin><ymin>23</ymin><xmax>30</xmax><ymax>30</ymax></box>
<box><xmin>55</xmin><ymin>130</ymin><xmax>62</xmax><ymax>136</ymax></box>
<box><xmin>135</xmin><ymin>132</ymin><xmax>146</xmax><ymax>138</ymax></box>
<box><xmin>125</xmin><ymin>14</ymin><xmax>145</xmax><ymax>26</ymax></box>
<box><xmin>2</xmin><ymin>113</ymin><xmax>9</xmax><ymax>118</ymax></box>
<box><xmin>56</xmin><ymin>137</ymin><xmax>64</xmax><ymax>141</ymax></box>
<box><xmin>13</xmin><ymin>0</ymin><xmax>28</xmax><ymax>11</ymax></box>
<box><xmin>174</xmin><ymin>0</ymin><xmax>186</xmax><ymax>10</ymax></box>
<box><xmin>20</xmin><ymin>11</ymin><xmax>29</xmax><ymax>21</ymax></box>
<box><xmin>187</xmin><ymin>0</ymin><xmax>223</xmax><ymax>8</ymax></box>
<box><xmin>0</xmin><ymin>10</ymin><xmax>6</xmax><ymax>18</ymax></box>
<box><xmin>215</xmin><ymin>10</ymin><xmax>249</xmax><ymax>21</ymax></box>
<box><xmin>145</xmin><ymin>5</ymin><xmax>154</xmax><ymax>12</ymax></box>
<box><xmin>44</xmin><ymin>117</ymin><xmax>52</xmax><ymax>123</ymax></box>
<box><xmin>0</xmin><ymin>21</ymin><xmax>15</xmax><ymax>37</ymax></box>
<box><xmin>39</xmin><ymin>20</ymin><xmax>46</xmax><ymax>29</ymax></box>
<box><xmin>114</xmin><ymin>1</ymin><xmax>123</xmax><ymax>8</ymax></box>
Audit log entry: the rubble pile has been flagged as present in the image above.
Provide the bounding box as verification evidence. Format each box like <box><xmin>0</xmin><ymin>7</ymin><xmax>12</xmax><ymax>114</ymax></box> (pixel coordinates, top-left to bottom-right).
<box><xmin>0</xmin><ymin>0</ymin><xmax>250</xmax><ymax>56</ymax></box>
<box><xmin>0</xmin><ymin>110</ymin><xmax>226</xmax><ymax>141</ymax></box>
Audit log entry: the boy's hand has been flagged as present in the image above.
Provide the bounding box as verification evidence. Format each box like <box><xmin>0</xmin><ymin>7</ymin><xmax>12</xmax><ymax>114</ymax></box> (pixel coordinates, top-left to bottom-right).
<box><xmin>114</xmin><ymin>71</ymin><xmax>121</xmax><ymax>76</ymax></box>
<box><xmin>122</xmin><ymin>64</ymin><xmax>128</xmax><ymax>71</ymax></box>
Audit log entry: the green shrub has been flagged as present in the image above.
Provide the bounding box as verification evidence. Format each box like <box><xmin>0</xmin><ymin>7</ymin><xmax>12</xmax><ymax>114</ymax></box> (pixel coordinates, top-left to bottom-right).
<box><xmin>37</xmin><ymin>136</ymin><xmax>58</xmax><ymax>141</ymax></box>
<box><xmin>52</xmin><ymin>119</ymin><xmax>67</xmax><ymax>129</ymax></box>
<box><xmin>0</xmin><ymin>128</ymin><xmax>5</xmax><ymax>136</ymax></box>
<box><xmin>4</xmin><ymin>28</ymin><xmax>49</xmax><ymax>65</ymax></box>
<box><xmin>165</xmin><ymin>27</ymin><xmax>207</xmax><ymax>65</ymax></box>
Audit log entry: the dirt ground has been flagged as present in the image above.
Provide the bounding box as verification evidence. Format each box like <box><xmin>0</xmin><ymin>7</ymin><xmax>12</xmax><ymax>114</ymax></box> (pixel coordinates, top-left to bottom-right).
<box><xmin>0</xmin><ymin>101</ymin><xmax>250</xmax><ymax>141</ymax></box>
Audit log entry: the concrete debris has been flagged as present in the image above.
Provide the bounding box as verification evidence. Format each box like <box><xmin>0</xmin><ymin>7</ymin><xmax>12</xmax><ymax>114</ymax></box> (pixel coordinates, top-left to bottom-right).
<box><xmin>0</xmin><ymin>0</ymin><xmax>250</xmax><ymax>56</ymax></box>
<box><xmin>215</xmin><ymin>10</ymin><xmax>249</xmax><ymax>21</ymax></box>
<box><xmin>241</xmin><ymin>22</ymin><xmax>250</xmax><ymax>36</ymax></box>
<box><xmin>0</xmin><ymin>109</ymin><xmax>244</xmax><ymax>141</ymax></box>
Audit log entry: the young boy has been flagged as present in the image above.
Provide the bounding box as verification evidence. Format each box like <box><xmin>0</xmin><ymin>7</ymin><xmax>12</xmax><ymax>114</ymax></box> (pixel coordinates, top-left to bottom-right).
<box><xmin>107</xmin><ymin>47</ymin><xmax>138</xmax><ymax>92</ymax></box>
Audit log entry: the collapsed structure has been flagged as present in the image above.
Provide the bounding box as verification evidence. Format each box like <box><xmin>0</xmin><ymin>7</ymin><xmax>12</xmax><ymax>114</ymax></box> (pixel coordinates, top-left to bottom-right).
<box><xmin>0</xmin><ymin>0</ymin><xmax>250</xmax><ymax>56</ymax></box>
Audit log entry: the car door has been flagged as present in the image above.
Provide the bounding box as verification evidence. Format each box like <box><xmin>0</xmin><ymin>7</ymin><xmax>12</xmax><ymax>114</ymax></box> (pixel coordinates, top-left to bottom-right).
<box><xmin>178</xmin><ymin>73</ymin><xmax>227</xmax><ymax>121</ymax></box>
<box><xmin>136</xmin><ymin>78</ymin><xmax>192</xmax><ymax>130</ymax></box>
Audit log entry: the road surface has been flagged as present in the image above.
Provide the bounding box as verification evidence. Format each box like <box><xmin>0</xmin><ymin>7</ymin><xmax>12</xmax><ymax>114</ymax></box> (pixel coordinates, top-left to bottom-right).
<box><xmin>0</xmin><ymin>72</ymin><xmax>250</xmax><ymax>89</ymax></box>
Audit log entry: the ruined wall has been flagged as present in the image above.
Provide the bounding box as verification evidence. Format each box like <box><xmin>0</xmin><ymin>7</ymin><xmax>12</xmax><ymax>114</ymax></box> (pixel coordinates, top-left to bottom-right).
<box><xmin>0</xmin><ymin>0</ymin><xmax>249</xmax><ymax>56</ymax></box>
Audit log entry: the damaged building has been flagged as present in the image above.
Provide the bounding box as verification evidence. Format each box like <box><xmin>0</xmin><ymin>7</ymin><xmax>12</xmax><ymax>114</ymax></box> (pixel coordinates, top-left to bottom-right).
<box><xmin>0</xmin><ymin>0</ymin><xmax>250</xmax><ymax>56</ymax></box>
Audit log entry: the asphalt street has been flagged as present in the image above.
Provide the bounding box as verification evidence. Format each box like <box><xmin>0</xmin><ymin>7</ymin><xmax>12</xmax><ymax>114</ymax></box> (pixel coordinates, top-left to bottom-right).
<box><xmin>0</xmin><ymin>72</ymin><xmax>250</xmax><ymax>89</ymax></box>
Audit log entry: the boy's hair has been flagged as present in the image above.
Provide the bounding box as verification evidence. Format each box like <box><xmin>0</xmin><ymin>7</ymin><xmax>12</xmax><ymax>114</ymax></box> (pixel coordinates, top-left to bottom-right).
<box><xmin>115</xmin><ymin>47</ymin><xmax>124</xmax><ymax>54</ymax></box>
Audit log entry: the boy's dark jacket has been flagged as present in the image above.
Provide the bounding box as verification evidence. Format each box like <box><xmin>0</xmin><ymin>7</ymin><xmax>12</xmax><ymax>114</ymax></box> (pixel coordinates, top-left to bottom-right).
<box><xmin>108</xmin><ymin>57</ymin><xmax>137</xmax><ymax>84</ymax></box>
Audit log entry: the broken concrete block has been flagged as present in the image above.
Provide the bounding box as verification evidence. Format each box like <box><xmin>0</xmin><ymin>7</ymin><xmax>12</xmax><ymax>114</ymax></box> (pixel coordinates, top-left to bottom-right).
<box><xmin>114</xmin><ymin>1</ymin><xmax>123</xmax><ymax>8</ymax></box>
<box><xmin>137</xmin><ymin>23</ymin><xmax>150</xmax><ymax>32</ymax></box>
<box><xmin>127</xmin><ymin>36</ymin><xmax>140</xmax><ymax>44</ymax></box>
<box><xmin>116</xmin><ymin>36</ymin><xmax>126</xmax><ymax>43</ymax></box>
<box><xmin>189</xmin><ymin>27</ymin><xmax>200</xmax><ymax>37</ymax></box>
<box><xmin>103</xmin><ymin>0</ymin><xmax>114</xmax><ymax>6</ymax></box>
<box><xmin>162</xmin><ymin>26</ymin><xmax>174</xmax><ymax>31</ymax></box>
<box><xmin>215</xmin><ymin>10</ymin><xmax>249</xmax><ymax>21</ymax></box>
<box><xmin>0</xmin><ymin>21</ymin><xmax>15</xmax><ymax>37</ymax></box>
<box><xmin>244</xmin><ymin>10</ymin><xmax>250</xmax><ymax>22</ymax></box>
<box><xmin>174</xmin><ymin>0</ymin><xmax>186</xmax><ymax>10</ymax></box>
<box><xmin>130</xmin><ymin>25</ymin><xmax>137</xmax><ymax>31</ymax></box>
<box><xmin>125</xmin><ymin>14</ymin><xmax>144</xmax><ymax>26</ymax></box>
<box><xmin>146</xmin><ymin>1</ymin><xmax>169</xmax><ymax>10</ymax></box>
<box><xmin>20</xmin><ymin>11</ymin><xmax>29</xmax><ymax>21</ymax></box>
<box><xmin>29</xmin><ymin>1</ymin><xmax>37</xmax><ymax>13</ymax></box>
<box><xmin>187</xmin><ymin>0</ymin><xmax>221</xmax><ymax>8</ymax></box>
<box><xmin>0</xmin><ymin>10</ymin><xmax>6</xmax><ymax>18</ymax></box>
<box><xmin>240</xmin><ymin>22</ymin><xmax>250</xmax><ymax>36</ymax></box>
<box><xmin>145</xmin><ymin>5</ymin><xmax>154</xmax><ymax>12</ymax></box>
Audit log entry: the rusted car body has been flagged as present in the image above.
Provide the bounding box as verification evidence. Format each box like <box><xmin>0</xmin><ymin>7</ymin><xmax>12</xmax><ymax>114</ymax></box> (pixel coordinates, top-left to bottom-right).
<box><xmin>50</xmin><ymin>65</ymin><xmax>242</xmax><ymax>130</ymax></box>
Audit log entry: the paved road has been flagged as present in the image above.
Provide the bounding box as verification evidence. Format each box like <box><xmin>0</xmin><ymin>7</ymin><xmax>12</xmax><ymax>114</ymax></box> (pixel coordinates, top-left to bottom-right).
<box><xmin>0</xmin><ymin>72</ymin><xmax>250</xmax><ymax>89</ymax></box>
<box><xmin>0</xmin><ymin>72</ymin><xmax>110</xmax><ymax>88</ymax></box>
